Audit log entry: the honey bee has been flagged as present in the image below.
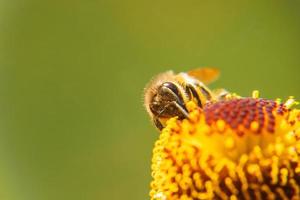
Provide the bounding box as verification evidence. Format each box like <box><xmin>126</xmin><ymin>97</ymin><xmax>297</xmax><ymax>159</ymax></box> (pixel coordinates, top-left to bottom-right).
<box><xmin>144</xmin><ymin>68</ymin><xmax>228</xmax><ymax>130</ymax></box>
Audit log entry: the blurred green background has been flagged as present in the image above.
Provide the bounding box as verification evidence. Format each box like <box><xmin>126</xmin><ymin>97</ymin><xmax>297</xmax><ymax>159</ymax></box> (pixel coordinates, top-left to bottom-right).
<box><xmin>0</xmin><ymin>1</ymin><xmax>299</xmax><ymax>200</ymax></box>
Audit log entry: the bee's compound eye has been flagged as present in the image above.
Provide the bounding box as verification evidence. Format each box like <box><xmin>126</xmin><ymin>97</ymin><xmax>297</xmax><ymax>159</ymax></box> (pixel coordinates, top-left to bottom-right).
<box><xmin>161</xmin><ymin>82</ymin><xmax>180</xmax><ymax>96</ymax></box>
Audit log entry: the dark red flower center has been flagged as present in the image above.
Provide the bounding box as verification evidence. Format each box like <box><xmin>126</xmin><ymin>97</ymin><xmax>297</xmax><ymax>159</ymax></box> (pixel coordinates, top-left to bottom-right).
<box><xmin>204</xmin><ymin>98</ymin><xmax>288</xmax><ymax>135</ymax></box>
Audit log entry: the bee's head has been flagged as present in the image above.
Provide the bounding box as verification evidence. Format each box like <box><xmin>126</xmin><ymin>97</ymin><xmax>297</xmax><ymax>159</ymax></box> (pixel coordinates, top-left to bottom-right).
<box><xmin>143</xmin><ymin>71</ymin><xmax>189</xmax><ymax>130</ymax></box>
<box><xmin>150</xmin><ymin>82</ymin><xmax>188</xmax><ymax>119</ymax></box>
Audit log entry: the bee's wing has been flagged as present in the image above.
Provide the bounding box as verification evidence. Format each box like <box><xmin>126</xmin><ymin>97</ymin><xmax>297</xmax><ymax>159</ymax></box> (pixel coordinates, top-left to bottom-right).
<box><xmin>187</xmin><ymin>68</ymin><xmax>220</xmax><ymax>84</ymax></box>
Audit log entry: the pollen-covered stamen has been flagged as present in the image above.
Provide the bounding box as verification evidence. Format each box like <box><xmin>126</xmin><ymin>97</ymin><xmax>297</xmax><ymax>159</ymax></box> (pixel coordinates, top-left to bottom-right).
<box><xmin>204</xmin><ymin>98</ymin><xmax>288</xmax><ymax>135</ymax></box>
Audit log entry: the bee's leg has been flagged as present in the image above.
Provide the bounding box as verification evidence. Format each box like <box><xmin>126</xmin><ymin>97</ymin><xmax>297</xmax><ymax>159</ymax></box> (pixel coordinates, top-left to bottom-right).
<box><xmin>153</xmin><ymin>117</ymin><xmax>164</xmax><ymax>131</ymax></box>
<box><xmin>152</xmin><ymin>102</ymin><xmax>189</xmax><ymax>131</ymax></box>
<box><xmin>171</xmin><ymin>101</ymin><xmax>189</xmax><ymax>119</ymax></box>
<box><xmin>185</xmin><ymin>84</ymin><xmax>203</xmax><ymax>108</ymax></box>
<box><xmin>152</xmin><ymin>108</ymin><xmax>167</xmax><ymax>130</ymax></box>
<box><xmin>213</xmin><ymin>88</ymin><xmax>229</xmax><ymax>101</ymax></box>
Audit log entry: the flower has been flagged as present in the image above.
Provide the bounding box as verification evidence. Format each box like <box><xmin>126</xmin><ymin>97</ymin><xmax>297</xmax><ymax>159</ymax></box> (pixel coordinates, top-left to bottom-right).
<box><xmin>150</xmin><ymin>91</ymin><xmax>300</xmax><ymax>200</ymax></box>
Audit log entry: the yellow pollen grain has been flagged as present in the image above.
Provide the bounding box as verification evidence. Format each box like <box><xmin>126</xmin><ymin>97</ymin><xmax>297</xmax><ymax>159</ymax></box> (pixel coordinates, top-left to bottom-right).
<box><xmin>188</xmin><ymin>111</ymin><xmax>199</xmax><ymax>123</ymax></box>
<box><xmin>285</xmin><ymin>97</ymin><xmax>299</xmax><ymax>109</ymax></box>
<box><xmin>271</xmin><ymin>156</ymin><xmax>279</xmax><ymax>184</ymax></box>
<box><xmin>252</xmin><ymin>90</ymin><xmax>260</xmax><ymax>98</ymax></box>
<box><xmin>285</xmin><ymin>131</ymin><xmax>296</xmax><ymax>144</ymax></box>
<box><xmin>280</xmin><ymin>168</ymin><xmax>288</xmax><ymax>186</ymax></box>
<box><xmin>216</xmin><ymin>119</ymin><xmax>226</xmax><ymax>132</ymax></box>
<box><xmin>186</xmin><ymin>101</ymin><xmax>197</xmax><ymax>112</ymax></box>
<box><xmin>295</xmin><ymin>166</ymin><xmax>300</xmax><ymax>174</ymax></box>
<box><xmin>230</xmin><ymin>195</ymin><xmax>238</xmax><ymax>200</ymax></box>
<box><xmin>247</xmin><ymin>164</ymin><xmax>262</xmax><ymax>181</ymax></box>
<box><xmin>153</xmin><ymin>192</ymin><xmax>166</xmax><ymax>200</ymax></box>
<box><xmin>224</xmin><ymin>136</ymin><xmax>235</xmax><ymax>150</ymax></box>
<box><xmin>276</xmin><ymin>98</ymin><xmax>282</xmax><ymax>104</ymax></box>
<box><xmin>250</xmin><ymin>121</ymin><xmax>259</xmax><ymax>132</ymax></box>
<box><xmin>275</xmin><ymin>144</ymin><xmax>284</xmax><ymax>156</ymax></box>
<box><xmin>280</xmin><ymin>120</ymin><xmax>289</xmax><ymax>130</ymax></box>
